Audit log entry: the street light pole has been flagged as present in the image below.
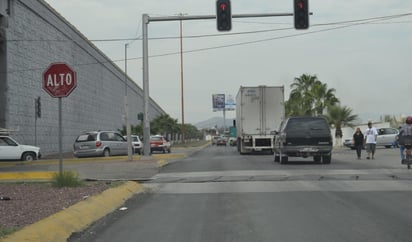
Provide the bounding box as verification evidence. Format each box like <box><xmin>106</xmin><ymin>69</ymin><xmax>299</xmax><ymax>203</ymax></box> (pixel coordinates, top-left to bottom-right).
<box><xmin>142</xmin><ymin>14</ymin><xmax>151</xmax><ymax>158</ymax></box>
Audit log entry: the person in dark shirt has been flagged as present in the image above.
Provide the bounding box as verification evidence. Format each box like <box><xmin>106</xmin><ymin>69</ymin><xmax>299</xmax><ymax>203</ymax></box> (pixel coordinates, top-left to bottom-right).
<box><xmin>352</xmin><ymin>127</ymin><xmax>364</xmax><ymax>160</ymax></box>
<box><xmin>398</xmin><ymin>116</ymin><xmax>412</xmax><ymax>162</ymax></box>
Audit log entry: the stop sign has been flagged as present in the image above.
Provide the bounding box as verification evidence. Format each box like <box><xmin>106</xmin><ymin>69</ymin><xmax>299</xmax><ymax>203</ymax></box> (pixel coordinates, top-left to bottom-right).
<box><xmin>42</xmin><ymin>63</ymin><xmax>77</xmax><ymax>98</ymax></box>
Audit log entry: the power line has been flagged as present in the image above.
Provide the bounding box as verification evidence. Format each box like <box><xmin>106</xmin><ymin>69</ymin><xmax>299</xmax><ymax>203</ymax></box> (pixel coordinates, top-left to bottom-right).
<box><xmin>91</xmin><ymin>12</ymin><xmax>412</xmax><ymax>41</ymax></box>
<box><xmin>7</xmin><ymin>12</ymin><xmax>412</xmax><ymax>43</ymax></box>
<box><xmin>4</xmin><ymin>12</ymin><xmax>412</xmax><ymax>74</ymax></box>
<box><xmin>110</xmin><ymin>12</ymin><xmax>412</xmax><ymax>59</ymax></box>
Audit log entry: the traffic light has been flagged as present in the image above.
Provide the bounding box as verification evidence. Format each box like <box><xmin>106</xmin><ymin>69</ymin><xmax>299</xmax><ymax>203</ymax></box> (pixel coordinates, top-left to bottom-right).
<box><xmin>35</xmin><ymin>97</ymin><xmax>41</xmax><ymax>118</ymax></box>
<box><xmin>216</xmin><ymin>0</ymin><xmax>232</xmax><ymax>31</ymax></box>
<box><xmin>137</xmin><ymin>112</ymin><xmax>144</xmax><ymax>121</ymax></box>
<box><xmin>294</xmin><ymin>0</ymin><xmax>309</xmax><ymax>29</ymax></box>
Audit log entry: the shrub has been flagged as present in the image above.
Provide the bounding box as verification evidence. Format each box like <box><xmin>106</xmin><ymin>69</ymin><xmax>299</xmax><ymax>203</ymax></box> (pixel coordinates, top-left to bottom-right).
<box><xmin>0</xmin><ymin>227</ymin><xmax>19</xmax><ymax>239</ymax></box>
<box><xmin>51</xmin><ymin>171</ymin><xmax>83</xmax><ymax>187</ymax></box>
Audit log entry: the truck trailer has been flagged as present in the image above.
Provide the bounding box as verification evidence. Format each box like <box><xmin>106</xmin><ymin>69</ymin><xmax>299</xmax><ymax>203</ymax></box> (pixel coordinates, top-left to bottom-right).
<box><xmin>236</xmin><ymin>86</ymin><xmax>285</xmax><ymax>154</ymax></box>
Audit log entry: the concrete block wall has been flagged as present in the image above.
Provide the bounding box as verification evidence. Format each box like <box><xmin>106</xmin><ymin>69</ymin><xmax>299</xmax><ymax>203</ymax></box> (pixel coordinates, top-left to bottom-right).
<box><xmin>1</xmin><ymin>0</ymin><xmax>165</xmax><ymax>155</ymax></box>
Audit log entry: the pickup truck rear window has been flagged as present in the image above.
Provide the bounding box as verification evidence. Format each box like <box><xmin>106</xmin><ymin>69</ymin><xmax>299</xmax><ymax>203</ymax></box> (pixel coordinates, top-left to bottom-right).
<box><xmin>286</xmin><ymin>118</ymin><xmax>329</xmax><ymax>133</ymax></box>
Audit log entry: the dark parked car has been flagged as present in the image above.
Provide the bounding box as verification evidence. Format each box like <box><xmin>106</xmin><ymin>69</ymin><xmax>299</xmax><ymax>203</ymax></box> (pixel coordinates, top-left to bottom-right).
<box><xmin>273</xmin><ymin>116</ymin><xmax>333</xmax><ymax>164</ymax></box>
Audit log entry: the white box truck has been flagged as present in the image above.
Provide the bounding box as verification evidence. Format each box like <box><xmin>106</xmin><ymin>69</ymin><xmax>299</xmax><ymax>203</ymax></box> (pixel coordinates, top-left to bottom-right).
<box><xmin>236</xmin><ymin>86</ymin><xmax>285</xmax><ymax>154</ymax></box>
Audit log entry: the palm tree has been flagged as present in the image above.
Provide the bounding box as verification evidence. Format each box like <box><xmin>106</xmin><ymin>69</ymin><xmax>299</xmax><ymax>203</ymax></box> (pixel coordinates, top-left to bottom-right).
<box><xmin>285</xmin><ymin>74</ymin><xmax>339</xmax><ymax>116</ymax></box>
<box><xmin>286</xmin><ymin>74</ymin><xmax>316</xmax><ymax>116</ymax></box>
<box><xmin>326</xmin><ymin>105</ymin><xmax>358</xmax><ymax>146</ymax></box>
<box><xmin>311</xmin><ymin>82</ymin><xmax>339</xmax><ymax>116</ymax></box>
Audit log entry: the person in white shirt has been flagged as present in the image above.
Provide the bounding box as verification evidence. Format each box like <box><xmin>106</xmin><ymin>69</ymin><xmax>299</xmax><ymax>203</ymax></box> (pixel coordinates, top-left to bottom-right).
<box><xmin>364</xmin><ymin>121</ymin><xmax>378</xmax><ymax>160</ymax></box>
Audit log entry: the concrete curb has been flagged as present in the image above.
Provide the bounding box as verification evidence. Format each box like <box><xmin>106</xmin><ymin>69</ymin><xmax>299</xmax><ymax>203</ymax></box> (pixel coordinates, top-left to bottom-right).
<box><xmin>0</xmin><ymin>153</ymin><xmax>186</xmax><ymax>169</ymax></box>
<box><xmin>1</xmin><ymin>181</ymin><xmax>144</xmax><ymax>242</ymax></box>
<box><xmin>157</xmin><ymin>159</ymin><xmax>168</xmax><ymax>167</ymax></box>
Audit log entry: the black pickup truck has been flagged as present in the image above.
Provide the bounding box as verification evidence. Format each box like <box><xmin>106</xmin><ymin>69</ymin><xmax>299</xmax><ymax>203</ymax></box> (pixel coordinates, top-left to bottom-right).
<box><xmin>273</xmin><ymin>116</ymin><xmax>333</xmax><ymax>164</ymax></box>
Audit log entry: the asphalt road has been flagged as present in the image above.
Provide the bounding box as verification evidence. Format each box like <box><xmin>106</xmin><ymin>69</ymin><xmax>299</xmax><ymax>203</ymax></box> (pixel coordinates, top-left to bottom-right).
<box><xmin>67</xmin><ymin>145</ymin><xmax>412</xmax><ymax>242</ymax></box>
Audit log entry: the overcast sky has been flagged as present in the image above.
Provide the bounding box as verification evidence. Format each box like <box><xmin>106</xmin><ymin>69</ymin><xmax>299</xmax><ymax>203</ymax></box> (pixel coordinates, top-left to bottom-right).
<box><xmin>44</xmin><ymin>0</ymin><xmax>412</xmax><ymax>125</ymax></box>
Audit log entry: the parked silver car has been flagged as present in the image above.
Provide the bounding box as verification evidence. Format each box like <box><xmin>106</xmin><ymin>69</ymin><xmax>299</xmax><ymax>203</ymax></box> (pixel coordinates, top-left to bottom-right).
<box><xmin>73</xmin><ymin>131</ymin><xmax>128</xmax><ymax>158</ymax></box>
<box><xmin>377</xmin><ymin>128</ymin><xmax>399</xmax><ymax>148</ymax></box>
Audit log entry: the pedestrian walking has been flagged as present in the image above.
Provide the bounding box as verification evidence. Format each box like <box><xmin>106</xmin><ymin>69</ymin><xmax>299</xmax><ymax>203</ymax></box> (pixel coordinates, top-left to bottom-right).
<box><xmin>398</xmin><ymin>116</ymin><xmax>412</xmax><ymax>162</ymax></box>
<box><xmin>352</xmin><ymin>127</ymin><xmax>364</xmax><ymax>159</ymax></box>
<box><xmin>364</xmin><ymin>121</ymin><xmax>378</xmax><ymax>160</ymax></box>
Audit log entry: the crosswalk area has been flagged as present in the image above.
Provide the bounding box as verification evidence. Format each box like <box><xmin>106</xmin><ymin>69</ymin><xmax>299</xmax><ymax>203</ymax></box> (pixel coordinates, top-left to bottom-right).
<box><xmin>144</xmin><ymin>169</ymin><xmax>412</xmax><ymax>194</ymax></box>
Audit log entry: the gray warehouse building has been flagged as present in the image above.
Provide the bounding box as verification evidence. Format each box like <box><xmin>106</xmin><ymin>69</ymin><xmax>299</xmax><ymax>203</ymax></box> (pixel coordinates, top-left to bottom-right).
<box><xmin>0</xmin><ymin>0</ymin><xmax>166</xmax><ymax>155</ymax></box>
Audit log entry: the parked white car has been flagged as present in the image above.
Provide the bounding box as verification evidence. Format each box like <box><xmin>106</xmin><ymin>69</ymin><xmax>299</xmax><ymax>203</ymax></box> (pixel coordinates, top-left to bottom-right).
<box><xmin>0</xmin><ymin>136</ymin><xmax>41</xmax><ymax>161</ymax></box>
<box><xmin>124</xmin><ymin>135</ymin><xmax>143</xmax><ymax>155</ymax></box>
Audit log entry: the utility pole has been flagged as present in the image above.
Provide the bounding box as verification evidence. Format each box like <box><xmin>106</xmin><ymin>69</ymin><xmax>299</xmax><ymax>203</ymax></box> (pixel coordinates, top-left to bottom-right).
<box><xmin>125</xmin><ymin>43</ymin><xmax>133</xmax><ymax>161</ymax></box>
<box><xmin>142</xmin><ymin>14</ymin><xmax>151</xmax><ymax>158</ymax></box>
<box><xmin>179</xmin><ymin>13</ymin><xmax>186</xmax><ymax>144</ymax></box>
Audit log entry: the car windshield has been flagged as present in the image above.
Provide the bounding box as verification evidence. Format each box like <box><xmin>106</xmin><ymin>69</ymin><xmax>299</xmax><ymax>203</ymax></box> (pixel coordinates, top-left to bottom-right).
<box><xmin>0</xmin><ymin>137</ymin><xmax>17</xmax><ymax>146</ymax></box>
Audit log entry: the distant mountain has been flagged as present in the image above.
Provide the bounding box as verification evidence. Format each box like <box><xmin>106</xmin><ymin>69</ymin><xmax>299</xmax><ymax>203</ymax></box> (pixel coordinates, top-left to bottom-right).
<box><xmin>195</xmin><ymin>117</ymin><xmax>235</xmax><ymax>130</ymax></box>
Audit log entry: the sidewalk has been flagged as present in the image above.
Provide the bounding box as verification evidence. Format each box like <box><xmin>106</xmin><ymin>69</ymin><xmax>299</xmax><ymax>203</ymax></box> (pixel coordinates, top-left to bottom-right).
<box><xmin>0</xmin><ymin>147</ymin><xmax>201</xmax><ymax>181</ymax></box>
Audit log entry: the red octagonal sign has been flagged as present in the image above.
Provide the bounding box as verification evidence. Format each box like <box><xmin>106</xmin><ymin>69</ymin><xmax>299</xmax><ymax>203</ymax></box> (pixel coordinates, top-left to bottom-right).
<box><xmin>42</xmin><ymin>63</ymin><xmax>77</xmax><ymax>98</ymax></box>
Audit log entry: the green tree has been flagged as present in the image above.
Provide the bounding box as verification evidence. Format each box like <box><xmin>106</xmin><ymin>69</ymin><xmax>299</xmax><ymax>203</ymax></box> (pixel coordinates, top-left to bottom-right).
<box><xmin>118</xmin><ymin>123</ymin><xmax>143</xmax><ymax>137</ymax></box>
<box><xmin>120</xmin><ymin>114</ymin><xmax>203</xmax><ymax>142</ymax></box>
<box><xmin>285</xmin><ymin>74</ymin><xmax>339</xmax><ymax>116</ymax></box>
<box><xmin>132</xmin><ymin>123</ymin><xmax>143</xmax><ymax>136</ymax></box>
<box><xmin>286</xmin><ymin>74</ymin><xmax>317</xmax><ymax>116</ymax></box>
<box><xmin>312</xmin><ymin>82</ymin><xmax>339</xmax><ymax>116</ymax></box>
<box><xmin>326</xmin><ymin>105</ymin><xmax>358</xmax><ymax>145</ymax></box>
<box><xmin>181</xmin><ymin>123</ymin><xmax>203</xmax><ymax>140</ymax></box>
<box><xmin>380</xmin><ymin>115</ymin><xmax>401</xmax><ymax>128</ymax></box>
<box><xmin>150</xmin><ymin>114</ymin><xmax>179</xmax><ymax>136</ymax></box>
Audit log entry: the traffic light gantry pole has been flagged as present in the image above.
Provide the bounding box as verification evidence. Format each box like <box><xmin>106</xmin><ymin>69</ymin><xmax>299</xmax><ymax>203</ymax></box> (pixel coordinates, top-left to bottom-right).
<box><xmin>141</xmin><ymin>11</ymin><xmax>300</xmax><ymax>158</ymax></box>
<box><xmin>146</xmin><ymin>12</ymin><xmax>294</xmax><ymax>22</ymax></box>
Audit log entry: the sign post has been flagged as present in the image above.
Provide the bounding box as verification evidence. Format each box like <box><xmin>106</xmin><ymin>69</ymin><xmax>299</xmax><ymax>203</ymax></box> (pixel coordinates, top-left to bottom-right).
<box><xmin>42</xmin><ymin>63</ymin><xmax>77</xmax><ymax>175</ymax></box>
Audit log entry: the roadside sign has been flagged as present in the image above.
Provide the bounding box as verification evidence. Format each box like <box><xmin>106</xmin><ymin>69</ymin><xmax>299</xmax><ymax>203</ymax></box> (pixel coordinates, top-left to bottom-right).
<box><xmin>42</xmin><ymin>63</ymin><xmax>77</xmax><ymax>98</ymax></box>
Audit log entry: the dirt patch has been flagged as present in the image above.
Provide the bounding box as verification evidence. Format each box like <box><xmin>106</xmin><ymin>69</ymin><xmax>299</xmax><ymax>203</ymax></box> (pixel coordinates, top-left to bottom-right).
<box><xmin>0</xmin><ymin>182</ymin><xmax>114</xmax><ymax>229</ymax></box>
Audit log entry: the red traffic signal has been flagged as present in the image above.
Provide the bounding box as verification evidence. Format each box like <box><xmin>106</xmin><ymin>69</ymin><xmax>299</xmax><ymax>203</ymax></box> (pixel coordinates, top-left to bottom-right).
<box><xmin>216</xmin><ymin>0</ymin><xmax>232</xmax><ymax>31</ymax></box>
<box><xmin>294</xmin><ymin>0</ymin><xmax>309</xmax><ymax>29</ymax></box>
